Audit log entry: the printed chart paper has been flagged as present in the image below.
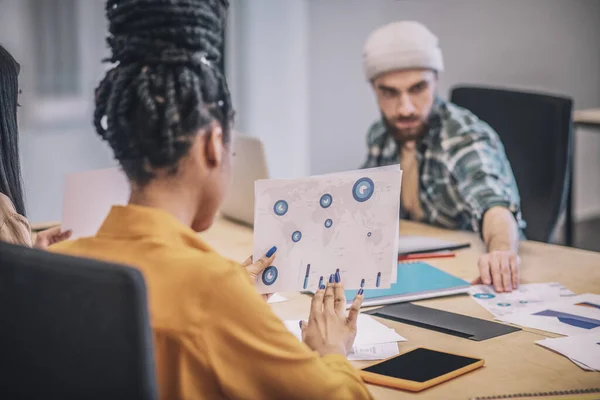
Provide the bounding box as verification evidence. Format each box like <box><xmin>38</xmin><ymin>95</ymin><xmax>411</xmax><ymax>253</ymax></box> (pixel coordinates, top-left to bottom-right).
<box><xmin>469</xmin><ymin>283</ymin><xmax>574</xmax><ymax>318</ymax></box>
<box><xmin>253</xmin><ymin>166</ymin><xmax>401</xmax><ymax>293</ymax></box>
<box><xmin>348</xmin><ymin>343</ymin><xmax>400</xmax><ymax>361</ymax></box>
<box><xmin>536</xmin><ymin>332</ymin><xmax>600</xmax><ymax>371</ymax></box>
<box><xmin>498</xmin><ymin>293</ymin><xmax>600</xmax><ymax>336</ymax></box>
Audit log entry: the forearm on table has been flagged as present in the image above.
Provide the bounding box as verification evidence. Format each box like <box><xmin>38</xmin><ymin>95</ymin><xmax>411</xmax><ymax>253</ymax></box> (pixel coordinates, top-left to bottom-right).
<box><xmin>482</xmin><ymin>206</ymin><xmax>519</xmax><ymax>253</ymax></box>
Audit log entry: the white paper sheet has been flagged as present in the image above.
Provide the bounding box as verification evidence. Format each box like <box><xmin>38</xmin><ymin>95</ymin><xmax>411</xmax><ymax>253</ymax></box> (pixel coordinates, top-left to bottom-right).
<box><xmin>266</xmin><ymin>293</ymin><xmax>288</xmax><ymax>304</ymax></box>
<box><xmin>498</xmin><ymin>293</ymin><xmax>600</xmax><ymax>336</ymax></box>
<box><xmin>348</xmin><ymin>342</ymin><xmax>400</xmax><ymax>361</ymax></box>
<box><xmin>253</xmin><ymin>166</ymin><xmax>401</xmax><ymax>293</ymax></box>
<box><xmin>61</xmin><ymin>167</ymin><xmax>130</xmax><ymax>239</ymax></box>
<box><xmin>469</xmin><ymin>283</ymin><xmax>574</xmax><ymax>318</ymax></box>
<box><xmin>283</xmin><ymin>314</ymin><xmax>406</xmax><ymax>346</ymax></box>
<box><xmin>536</xmin><ymin>332</ymin><xmax>600</xmax><ymax>371</ymax></box>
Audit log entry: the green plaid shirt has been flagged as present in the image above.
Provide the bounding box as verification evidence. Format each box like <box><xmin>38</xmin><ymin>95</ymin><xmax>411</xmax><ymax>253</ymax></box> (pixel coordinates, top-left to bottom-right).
<box><xmin>362</xmin><ymin>98</ymin><xmax>525</xmax><ymax>234</ymax></box>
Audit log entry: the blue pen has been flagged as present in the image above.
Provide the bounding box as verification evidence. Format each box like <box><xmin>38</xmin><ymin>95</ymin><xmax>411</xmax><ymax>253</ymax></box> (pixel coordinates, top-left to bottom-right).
<box><xmin>376</xmin><ymin>272</ymin><xmax>381</xmax><ymax>287</ymax></box>
<box><xmin>303</xmin><ymin>264</ymin><xmax>311</xmax><ymax>289</ymax></box>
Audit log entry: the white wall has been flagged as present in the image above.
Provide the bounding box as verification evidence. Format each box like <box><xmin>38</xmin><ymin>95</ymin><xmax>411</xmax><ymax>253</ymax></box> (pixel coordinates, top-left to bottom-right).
<box><xmin>307</xmin><ymin>0</ymin><xmax>600</xmax><ymax>221</ymax></box>
<box><xmin>1</xmin><ymin>0</ymin><xmax>116</xmax><ymax>223</ymax></box>
<box><xmin>227</xmin><ymin>0</ymin><xmax>310</xmax><ymax>180</ymax></box>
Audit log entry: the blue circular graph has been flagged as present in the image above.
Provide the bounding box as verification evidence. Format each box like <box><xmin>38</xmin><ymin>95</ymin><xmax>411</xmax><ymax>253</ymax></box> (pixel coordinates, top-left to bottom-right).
<box><xmin>352</xmin><ymin>177</ymin><xmax>375</xmax><ymax>202</ymax></box>
<box><xmin>324</xmin><ymin>219</ymin><xmax>333</xmax><ymax>228</ymax></box>
<box><xmin>292</xmin><ymin>231</ymin><xmax>302</xmax><ymax>242</ymax></box>
<box><xmin>473</xmin><ymin>293</ymin><xmax>496</xmax><ymax>299</ymax></box>
<box><xmin>262</xmin><ymin>266</ymin><xmax>278</xmax><ymax>286</ymax></box>
<box><xmin>273</xmin><ymin>200</ymin><xmax>288</xmax><ymax>216</ymax></box>
<box><xmin>320</xmin><ymin>194</ymin><xmax>333</xmax><ymax>208</ymax></box>
<box><xmin>367</xmin><ymin>232</ymin><xmax>372</xmax><ymax>237</ymax></box>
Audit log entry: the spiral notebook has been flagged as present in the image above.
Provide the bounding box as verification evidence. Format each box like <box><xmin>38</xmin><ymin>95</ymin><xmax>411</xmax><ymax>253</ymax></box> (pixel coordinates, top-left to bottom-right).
<box><xmin>470</xmin><ymin>388</ymin><xmax>600</xmax><ymax>400</ymax></box>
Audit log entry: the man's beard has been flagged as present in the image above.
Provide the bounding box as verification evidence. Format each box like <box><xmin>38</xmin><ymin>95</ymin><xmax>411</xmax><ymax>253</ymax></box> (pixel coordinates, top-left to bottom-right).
<box><xmin>382</xmin><ymin>113</ymin><xmax>428</xmax><ymax>144</ymax></box>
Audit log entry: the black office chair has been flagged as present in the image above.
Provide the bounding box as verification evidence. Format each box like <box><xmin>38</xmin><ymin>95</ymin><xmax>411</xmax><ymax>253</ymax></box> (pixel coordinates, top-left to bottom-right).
<box><xmin>0</xmin><ymin>242</ymin><xmax>158</xmax><ymax>400</ymax></box>
<box><xmin>450</xmin><ymin>86</ymin><xmax>574</xmax><ymax>244</ymax></box>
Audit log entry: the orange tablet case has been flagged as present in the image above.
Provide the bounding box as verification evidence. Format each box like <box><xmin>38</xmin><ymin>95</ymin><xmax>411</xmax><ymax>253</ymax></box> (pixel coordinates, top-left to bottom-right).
<box><xmin>360</xmin><ymin>347</ymin><xmax>485</xmax><ymax>392</ymax></box>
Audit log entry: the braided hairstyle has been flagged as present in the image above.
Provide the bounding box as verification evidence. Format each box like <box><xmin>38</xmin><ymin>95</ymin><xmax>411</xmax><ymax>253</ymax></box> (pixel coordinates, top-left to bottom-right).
<box><xmin>95</xmin><ymin>0</ymin><xmax>233</xmax><ymax>185</ymax></box>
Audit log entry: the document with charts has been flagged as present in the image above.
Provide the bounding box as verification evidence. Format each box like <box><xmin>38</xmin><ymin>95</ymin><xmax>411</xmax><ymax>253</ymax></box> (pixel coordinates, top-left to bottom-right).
<box><xmin>498</xmin><ymin>293</ymin><xmax>600</xmax><ymax>336</ymax></box>
<box><xmin>253</xmin><ymin>165</ymin><xmax>401</xmax><ymax>294</ymax></box>
<box><xmin>469</xmin><ymin>283</ymin><xmax>574</xmax><ymax>318</ymax></box>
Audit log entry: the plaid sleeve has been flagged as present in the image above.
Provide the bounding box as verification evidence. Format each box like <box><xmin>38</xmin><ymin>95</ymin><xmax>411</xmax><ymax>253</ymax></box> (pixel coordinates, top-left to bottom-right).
<box><xmin>447</xmin><ymin>133</ymin><xmax>525</xmax><ymax>234</ymax></box>
<box><xmin>362</xmin><ymin>120</ymin><xmax>400</xmax><ymax>169</ymax></box>
<box><xmin>361</xmin><ymin>121</ymin><xmax>386</xmax><ymax>169</ymax></box>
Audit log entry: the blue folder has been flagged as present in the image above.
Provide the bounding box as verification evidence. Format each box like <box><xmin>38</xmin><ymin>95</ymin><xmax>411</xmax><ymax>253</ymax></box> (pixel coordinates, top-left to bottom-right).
<box><xmin>345</xmin><ymin>262</ymin><xmax>470</xmax><ymax>307</ymax></box>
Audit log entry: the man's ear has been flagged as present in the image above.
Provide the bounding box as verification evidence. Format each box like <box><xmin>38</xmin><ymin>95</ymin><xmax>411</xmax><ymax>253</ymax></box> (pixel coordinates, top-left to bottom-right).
<box><xmin>205</xmin><ymin>124</ymin><xmax>224</xmax><ymax>168</ymax></box>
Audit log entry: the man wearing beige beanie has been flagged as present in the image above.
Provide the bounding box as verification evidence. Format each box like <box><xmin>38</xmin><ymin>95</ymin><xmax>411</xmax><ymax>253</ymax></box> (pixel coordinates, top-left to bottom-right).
<box><xmin>362</xmin><ymin>21</ymin><xmax>524</xmax><ymax>293</ymax></box>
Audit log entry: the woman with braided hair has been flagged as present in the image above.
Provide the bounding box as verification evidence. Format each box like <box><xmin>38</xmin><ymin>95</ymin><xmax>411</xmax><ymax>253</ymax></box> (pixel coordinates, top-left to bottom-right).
<box><xmin>51</xmin><ymin>1</ymin><xmax>373</xmax><ymax>398</ymax></box>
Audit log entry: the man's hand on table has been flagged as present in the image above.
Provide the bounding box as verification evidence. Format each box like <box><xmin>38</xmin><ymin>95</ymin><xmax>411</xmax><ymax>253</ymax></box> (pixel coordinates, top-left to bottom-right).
<box><xmin>473</xmin><ymin>250</ymin><xmax>520</xmax><ymax>293</ymax></box>
<box><xmin>477</xmin><ymin>206</ymin><xmax>521</xmax><ymax>293</ymax></box>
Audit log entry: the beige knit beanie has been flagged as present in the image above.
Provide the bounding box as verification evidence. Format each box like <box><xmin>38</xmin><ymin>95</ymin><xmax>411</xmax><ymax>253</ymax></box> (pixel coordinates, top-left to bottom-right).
<box><xmin>363</xmin><ymin>21</ymin><xmax>444</xmax><ymax>81</ymax></box>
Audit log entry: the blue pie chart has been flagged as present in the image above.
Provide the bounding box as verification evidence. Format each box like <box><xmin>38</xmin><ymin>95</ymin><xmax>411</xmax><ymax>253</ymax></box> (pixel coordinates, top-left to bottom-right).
<box><xmin>473</xmin><ymin>293</ymin><xmax>496</xmax><ymax>299</ymax></box>
<box><xmin>292</xmin><ymin>231</ymin><xmax>302</xmax><ymax>242</ymax></box>
<box><xmin>320</xmin><ymin>194</ymin><xmax>333</xmax><ymax>208</ymax></box>
<box><xmin>262</xmin><ymin>266</ymin><xmax>278</xmax><ymax>286</ymax></box>
<box><xmin>273</xmin><ymin>200</ymin><xmax>288</xmax><ymax>216</ymax></box>
<box><xmin>352</xmin><ymin>177</ymin><xmax>375</xmax><ymax>202</ymax></box>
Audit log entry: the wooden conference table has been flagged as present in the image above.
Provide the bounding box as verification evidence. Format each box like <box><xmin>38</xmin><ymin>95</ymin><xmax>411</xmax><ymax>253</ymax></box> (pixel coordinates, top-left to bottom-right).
<box><xmin>201</xmin><ymin>217</ymin><xmax>600</xmax><ymax>400</ymax></box>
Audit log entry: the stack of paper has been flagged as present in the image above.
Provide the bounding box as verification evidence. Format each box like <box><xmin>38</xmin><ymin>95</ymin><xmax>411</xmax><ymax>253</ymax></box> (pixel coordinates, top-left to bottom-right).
<box><xmin>470</xmin><ymin>289</ymin><xmax>600</xmax><ymax>370</ymax></box>
<box><xmin>284</xmin><ymin>314</ymin><xmax>405</xmax><ymax>361</ymax></box>
<box><xmin>536</xmin><ymin>332</ymin><xmax>600</xmax><ymax>371</ymax></box>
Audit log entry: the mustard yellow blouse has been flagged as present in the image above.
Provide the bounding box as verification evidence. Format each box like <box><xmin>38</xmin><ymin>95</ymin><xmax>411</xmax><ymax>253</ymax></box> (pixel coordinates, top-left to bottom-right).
<box><xmin>51</xmin><ymin>205</ymin><xmax>373</xmax><ymax>400</ymax></box>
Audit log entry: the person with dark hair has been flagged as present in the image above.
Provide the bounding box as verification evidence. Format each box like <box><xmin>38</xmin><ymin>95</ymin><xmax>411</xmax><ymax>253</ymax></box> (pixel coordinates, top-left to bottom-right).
<box><xmin>51</xmin><ymin>1</ymin><xmax>374</xmax><ymax>399</ymax></box>
<box><xmin>0</xmin><ymin>44</ymin><xmax>71</xmax><ymax>248</ymax></box>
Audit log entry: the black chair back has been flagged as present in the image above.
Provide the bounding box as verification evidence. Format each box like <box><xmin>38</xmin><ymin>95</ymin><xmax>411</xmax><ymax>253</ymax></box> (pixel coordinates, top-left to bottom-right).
<box><xmin>0</xmin><ymin>242</ymin><xmax>158</xmax><ymax>400</ymax></box>
<box><xmin>450</xmin><ymin>86</ymin><xmax>573</xmax><ymax>243</ymax></box>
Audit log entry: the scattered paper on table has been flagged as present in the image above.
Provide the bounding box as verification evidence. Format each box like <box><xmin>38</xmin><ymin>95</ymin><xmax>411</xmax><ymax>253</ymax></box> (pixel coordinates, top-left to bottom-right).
<box><xmin>350</xmin><ymin>314</ymin><xmax>406</xmax><ymax>345</ymax></box>
<box><xmin>253</xmin><ymin>165</ymin><xmax>401</xmax><ymax>293</ymax></box>
<box><xmin>267</xmin><ymin>293</ymin><xmax>288</xmax><ymax>304</ymax></box>
<box><xmin>536</xmin><ymin>331</ymin><xmax>600</xmax><ymax>371</ymax></box>
<box><xmin>61</xmin><ymin>167</ymin><xmax>129</xmax><ymax>239</ymax></box>
<box><xmin>284</xmin><ymin>314</ymin><xmax>405</xmax><ymax>361</ymax></box>
<box><xmin>283</xmin><ymin>313</ymin><xmax>406</xmax><ymax>360</ymax></box>
<box><xmin>498</xmin><ymin>293</ymin><xmax>600</xmax><ymax>336</ymax></box>
<box><xmin>348</xmin><ymin>342</ymin><xmax>400</xmax><ymax>361</ymax></box>
<box><xmin>469</xmin><ymin>283</ymin><xmax>574</xmax><ymax>318</ymax></box>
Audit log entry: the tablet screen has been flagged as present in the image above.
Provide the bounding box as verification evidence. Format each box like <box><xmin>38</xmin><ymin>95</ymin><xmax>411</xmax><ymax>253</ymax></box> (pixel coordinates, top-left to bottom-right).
<box><xmin>362</xmin><ymin>348</ymin><xmax>481</xmax><ymax>382</ymax></box>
